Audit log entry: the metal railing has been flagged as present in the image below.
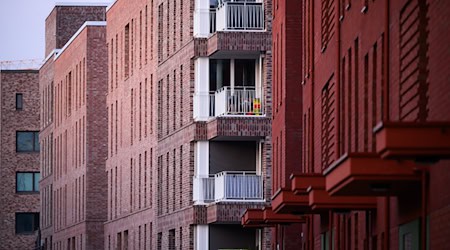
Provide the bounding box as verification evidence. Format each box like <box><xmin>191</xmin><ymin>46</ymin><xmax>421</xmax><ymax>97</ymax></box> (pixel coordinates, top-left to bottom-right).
<box><xmin>216</xmin><ymin>1</ymin><xmax>264</xmax><ymax>31</ymax></box>
<box><xmin>215</xmin><ymin>171</ymin><xmax>263</xmax><ymax>201</ymax></box>
<box><xmin>194</xmin><ymin>171</ymin><xmax>263</xmax><ymax>202</ymax></box>
<box><xmin>195</xmin><ymin>176</ymin><xmax>215</xmax><ymax>201</ymax></box>
<box><xmin>210</xmin><ymin>9</ymin><xmax>217</xmax><ymax>33</ymax></box>
<box><xmin>214</xmin><ymin>86</ymin><xmax>264</xmax><ymax>116</ymax></box>
<box><xmin>209</xmin><ymin>91</ymin><xmax>216</xmax><ymax>116</ymax></box>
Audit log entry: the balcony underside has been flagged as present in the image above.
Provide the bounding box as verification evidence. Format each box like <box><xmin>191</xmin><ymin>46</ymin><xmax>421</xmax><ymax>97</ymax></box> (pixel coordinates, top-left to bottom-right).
<box><xmin>207</xmin><ymin>32</ymin><xmax>270</xmax><ymax>57</ymax></box>
<box><xmin>207</xmin><ymin>202</ymin><xmax>265</xmax><ymax>224</ymax></box>
<box><xmin>241</xmin><ymin>207</ymin><xmax>306</xmax><ymax>228</ymax></box>
<box><xmin>207</xmin><ymin>116</ymin><xmax>270</xmax><ymax>140</ymax></box>
<box><xmin>289</xmin><ymin>174</ymin><xmax>377</xmax><ymax>212</ymax></box>
<box><xmin>308</xmin><ymin>189</ymin><xmax>377</xmax><ymax>211</ymax></box>
<box><xmin>291</xmin><ymin>173</ymin><xmax>326</xmax><ymax>195</ymax></box>
<box><xmin>271</xmin><ymin>189</ymin><xmax>310</xmax><ymax>214</ymax></box>
<box><xmin>324</xmin><ymin>153</ymin><xmax>421</xmax><ymax>196</ymax></box>
<box><xmin>375</xmin><ymin>121</ymin><xmax>450</xmax><ymax>161</ymax></box>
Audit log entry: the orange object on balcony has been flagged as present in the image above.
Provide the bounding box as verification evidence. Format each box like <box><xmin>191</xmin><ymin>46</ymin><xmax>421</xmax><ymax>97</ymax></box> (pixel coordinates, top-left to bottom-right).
<box><xmin>324</xmin><ymin>153</ymin><xmax>421</xmax><ymax>196</ymax></box>
<box><xmin>241</xmin><ymin>207</ymin><xmax>305</xmax><ymax>228</ymax></box>
<box><xmin>374</xmin><ymin>121</ymin><xmax>450</xmax><ymax>161</ymax></box>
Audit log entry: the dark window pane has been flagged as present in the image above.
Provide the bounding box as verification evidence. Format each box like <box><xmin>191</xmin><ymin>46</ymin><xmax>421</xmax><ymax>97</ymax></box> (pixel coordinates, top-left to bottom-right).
<box><xmin>17</xmin><ymin>173</ymin><xmax>33</xmax><ymax>192</ymax></box>
<box><xmin>34</xmin><ymin>173</ymin><xmax>40</xmax><ymax>192</ymax></box>
<box><xmin>235</xmin><ymin>59</ymin><xmax>255</xmax><ymax>87</ymax></box>
<box><xmin>34</xmin><ymin>213</ymin><xmax>40</xmax><ymax>231</ymax></box>
<box><xmin>16</xmin><ymin>131</ymin><xmax>39</xmax><ymax>152</ymax></box>
<box><xmin>17</xmin><ymin>132</ymin><xmax>34</xmax><ymax>152</ymax></box>
<box><xmin>34</xmin><ymin>132</ymin><xmax>40</xmax><ymax>152</ymax></box>
<box><xmin>209</xmin><ymin>59</ymin><xmax>230</xmax><ymax>91</ymax></box>
<box><xmin>16</xmin><ymin>93</ymin><xmax>23</xmax><ymax>110</ymax></box>
<box><xmin>16</xmin><ymin>213</ymin><xmax>38</xmax><ymax>234</ymax></box>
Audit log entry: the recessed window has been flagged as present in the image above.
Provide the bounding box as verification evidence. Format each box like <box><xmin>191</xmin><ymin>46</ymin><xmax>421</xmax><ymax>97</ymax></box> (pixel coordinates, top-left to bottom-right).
<box><xmin>16</xmin><ymin>93</ymin><xmax>23</xmax><ymax>110</ymax></box>
<box><xmin>15</xmin><ymin>212</ymin><xmax>39</xmax><ymax>234</ymax></box>
<box><xmin>16</xmin><ymin>172</ymin><xmax>40</xmax><ymax>192</ymax></box>
<box><xmin>16</xmin><ymin>131</ymin><xmax>40</xmax><ymax>152</ymax></box>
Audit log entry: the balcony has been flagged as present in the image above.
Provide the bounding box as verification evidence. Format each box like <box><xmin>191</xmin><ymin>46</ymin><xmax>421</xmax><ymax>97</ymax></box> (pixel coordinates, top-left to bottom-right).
<box><xmin>194</xmin><ymin>171</ymin><xmax>263</xmax><ymax>203</ymax></box>
<box><xmin>213</xmin><ymin>86</ymin><xmax>263</xmax><ymax>116</ymax></box>
<box><xmin>215</xmin><ymin>1</ymin><xmax>264</xmax><ymax>31</ymax></box>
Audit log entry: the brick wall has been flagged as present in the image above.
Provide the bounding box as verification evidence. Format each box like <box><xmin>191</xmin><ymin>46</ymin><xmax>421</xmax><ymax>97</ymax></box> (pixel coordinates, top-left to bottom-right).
<box><xmin>45</xmin><ymin>5</ymin><xmax>106</xmax><ymax>57</ymax></box>
<box><xmin>0</xmin><ymin>70</ymin><xmax>40</xmax><ymax>249</ymax></box>
<box><xmin>288</xmin><ymin>0</ymin><xmax>450</xmax><ymax>249</ymax></box>
<box><xmin>49</xmin><ymin>24</ymin><xmax>108</xmax><ymax>250</ymax></box>
<box><xmin>105</xmin><ymin>0</ymin><xmax>274</xmax><ymax>249</ymax></box>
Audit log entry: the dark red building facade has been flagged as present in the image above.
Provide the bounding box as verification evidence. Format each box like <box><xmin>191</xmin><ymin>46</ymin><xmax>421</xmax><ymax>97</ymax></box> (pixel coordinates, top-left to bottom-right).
<box><xmin>243</xmin><ymin>0</ymin><xmax>450</xmax><ymax>249</ymax></box>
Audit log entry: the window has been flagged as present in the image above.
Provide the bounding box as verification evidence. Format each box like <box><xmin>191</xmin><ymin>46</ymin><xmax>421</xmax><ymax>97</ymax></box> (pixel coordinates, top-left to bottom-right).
<box><xmin>16</xmin><ymin>131</ymin><xmax>40</xmax><ymax>152</ymax></box>
<box><xmin>17</xmin><ymin>172</ymin><xmax>40</xmax><ymax>192</ymax></box>
<box><xmin>16</xmin><ymin>93</ymin><xmax>23</xmax><ymax>110</ymax></box>
<box><xmin>16</xmin><ymin>212</ymin><xmax>39</xmax><ymax>234</ymax></box>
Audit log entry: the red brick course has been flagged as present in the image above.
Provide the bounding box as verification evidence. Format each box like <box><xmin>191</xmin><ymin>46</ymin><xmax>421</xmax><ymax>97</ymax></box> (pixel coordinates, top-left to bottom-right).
<box><xmin>0</xmin><ymin>70</ymin><xmax>40</xmax><ymax>249</ymax></box>
<box><xmin>105</xmin><ymin>0</ymin><xmax>274</xmax><ymax>249</ymax></box>
<box><xmin>273</xmin><ymin>0</ymin><xmax>450</xmax><ymax>249</ymax></box>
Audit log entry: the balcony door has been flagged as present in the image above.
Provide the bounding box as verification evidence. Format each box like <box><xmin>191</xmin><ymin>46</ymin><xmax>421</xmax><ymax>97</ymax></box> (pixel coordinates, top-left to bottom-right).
<box><xmin>209</xmin><ymin>59</ymin><xmax>256</xmax><ymax>91</ymax></box>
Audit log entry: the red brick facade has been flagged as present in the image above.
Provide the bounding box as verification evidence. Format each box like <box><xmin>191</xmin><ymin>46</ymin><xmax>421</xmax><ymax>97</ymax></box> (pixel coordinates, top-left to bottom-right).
<box><xmin>39</xmin><ymin>5</ymin><xmax>108</xmax><ymax>250</ymax></box>
<box><xmin>0</xmin><ymin>70</ymin><xmax>40</xmax><ymax>249</ymax></box>
<box><xmin>269</xmin><ymin>0</ymin><xmax>450</xmax><ymax>249</ymax></box>
<box><xmin>105</xmin><ymin>0</ymin><xmax>274</xmax><ymax>249</ymax></box>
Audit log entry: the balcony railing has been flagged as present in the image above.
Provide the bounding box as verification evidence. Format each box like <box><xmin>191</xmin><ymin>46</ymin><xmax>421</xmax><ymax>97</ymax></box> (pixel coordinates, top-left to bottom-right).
<box><xmin>214</xmin><ymin>86</ymin><xmax>264</xmax><ymax>116</ymax></box>
<box><xmin>210</xmin><ymin>9</ymin><xmax>217</xmax><ymax>33</ymax></box>
<box><xmin>209</xmin><ymin>91</ymin><xmax>216</xmax><ymax>116</ymax></box>
<box><xmin>215</xmin><ymin>1</ymin><xmax>264</xmax><ymax>31</ymax></box>
<box><xmin>194</xmin><ymin>171</ymin><xmax>263</xmax><ymax>202</ymax></box>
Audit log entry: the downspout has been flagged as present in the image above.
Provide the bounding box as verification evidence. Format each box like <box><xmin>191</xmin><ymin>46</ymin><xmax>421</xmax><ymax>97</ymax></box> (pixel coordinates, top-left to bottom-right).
<box><xmin>421</xmin><ymin>170</ymin><xmax>428</xmax><ymax>250</ymax></box>
<box><xmin>310</xmin><ymin>0</ymin><xmax>315</xmax><ymax>174</ymax></box>
<box><xmin>328</xmin><ymin>211</ymin><xmax>333</xmax><ymax>250</ymax></box>
<box><xmin>336</xmin><ymin>215</ymin><xmax>340</xmax><ymax>250</ymax></box>
<box><xmin>383</xmin><ymin>0</ymin><xmax>390</xmax><ymax>121</ymax></box>
<box><xmin>384</xmin><ymin>196</ymin><xmax>390</xmax><ymax>250</ymax></box>
<box><xmin>383</xmin><ymin>0</ymin><xmax>391</xmax><ymax>248</ymax></box>
<box><xmin>336</xmin><ymin>0</ymin><xmax>341</xmax><ymax>157</ymax></box>
<box><xmin>310</xmin><ymin>215</ymin><xmax>314</xmax><ymax>250</ymax></box>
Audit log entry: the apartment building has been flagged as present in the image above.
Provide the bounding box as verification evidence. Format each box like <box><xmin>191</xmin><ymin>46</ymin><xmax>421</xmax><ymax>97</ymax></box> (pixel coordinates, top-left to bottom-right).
<box><xmin>243</xmin><ymin>0</ymin><xmax>450</xmax><ymax>249</ymax></box>
<box><xmin>39</xmin><ymin>4</ymin><xmax>108</xmax><ymax>250</ymax></box>
<box><xmin>105</xmin><ymin>0</ymin><xmax>273</xmax><ymax>249</ymax></box>
<box><xmin>0</xmin><ymin>69</ymin><xmax>40</xmax><ymax>249</ymax></box>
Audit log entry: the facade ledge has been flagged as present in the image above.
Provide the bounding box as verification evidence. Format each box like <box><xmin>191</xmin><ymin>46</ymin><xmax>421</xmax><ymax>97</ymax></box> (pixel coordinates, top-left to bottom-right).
<box><xmin>206</xmin><ymin>116</ymin><xmax>270</xmax><ymax>140</ymax></box>
<box><xmin>374</xmin><ymin>121</ymin><xmax>450</xmax><ymax>161</ymax></box>
<box><xmin>308</xmin><ymin>188</ymin><xmax>377</xmax><ymax>211</ymax></box>
<box><xmin>271</xmin><ymin>188</ymin><xmax>310</xmax><ymax>214</ymax></box>
<box><xmin>324</xmin><ymin>153</ymin><xmax>421</xmax><ymax>196</ymax></box>
<box><xmin>241</xmin><ymin>207</ymin><xmax>305</xmax><ymax>228</ymax></box>
<box><xmin>207</xmin><ymin>31</ymin><xmax>270</xmax><ymax>57</ymax></box>
<box><xmin>206</xmin><ymin>202</ymin><xmax>266</xmax><ymax>224</ymax></box>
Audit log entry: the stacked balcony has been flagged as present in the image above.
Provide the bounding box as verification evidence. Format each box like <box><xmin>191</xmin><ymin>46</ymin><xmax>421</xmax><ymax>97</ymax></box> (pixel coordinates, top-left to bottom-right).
<box><xmin>193</xmin><ymin>141</ymin><xmax>264</xmax><ymax>204</ymax></box>
<box><xmin>195</xmin><ymin>171</ymin><xmax>263</xmax><ymax>202</ymax></box>
<box><xmin>214</xmin><ymin>0</ymin><xmax>264</xmax><ymax>32</ymax></box>
<box><xmin>195</xmin><ymin>58</ymin><xmax>265</xmax><ymax>120</ymax></box>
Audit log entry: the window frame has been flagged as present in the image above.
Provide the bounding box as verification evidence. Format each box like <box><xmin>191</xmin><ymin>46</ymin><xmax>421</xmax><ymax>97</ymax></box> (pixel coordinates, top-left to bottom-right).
<box><xmin>15</xmin><ymin>212</ymin><xmax>39</xmax><ymax>235</ymax></box>
<box><xmin>16</xmin><ymin>172</ymin><xmax>40</xmax><ymax>193</ymax></box>
<box><xmin>16</xmin><ymin>93</ymin><xmax>23</xmax><ymax>110</ymax></box>
<box><xmin>16</xmin><ymin>131</ymin><xmax>40</xmax><ymax>153</ymax></box>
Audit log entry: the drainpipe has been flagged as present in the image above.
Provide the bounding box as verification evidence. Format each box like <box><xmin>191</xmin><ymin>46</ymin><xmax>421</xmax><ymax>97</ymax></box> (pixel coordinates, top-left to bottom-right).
<box><xmin>383</xmin><ymin>0</ymin><xmax>391</xmax><ymax>247</ymax></box>
<box><xmin>383</xmin><ymin>0</ymin><xmax>390</xmax><ymax>121</ymax></box>
<box><xmin>310</xmin><ymin>215</ymin><xmax>314</xmax><ymax>250</ymax></box>
<box><xmin>384</xmin><ymin>196</ymin><xmax>390</xmax><ymax>250</ymax></box>
<box><xmin>336</xmin><ymin>0</ymin><xmax>341</xmax><ymax>157</ymax></box>
<box><xmin>310</xmin><ymin>0</ymin><xmax>315</xmax><ymax>173</ymax></box>
<box><xmin>421</xmin><ymin>170</ymin><xmax>428</xmax><ymax>250</ymax></box>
